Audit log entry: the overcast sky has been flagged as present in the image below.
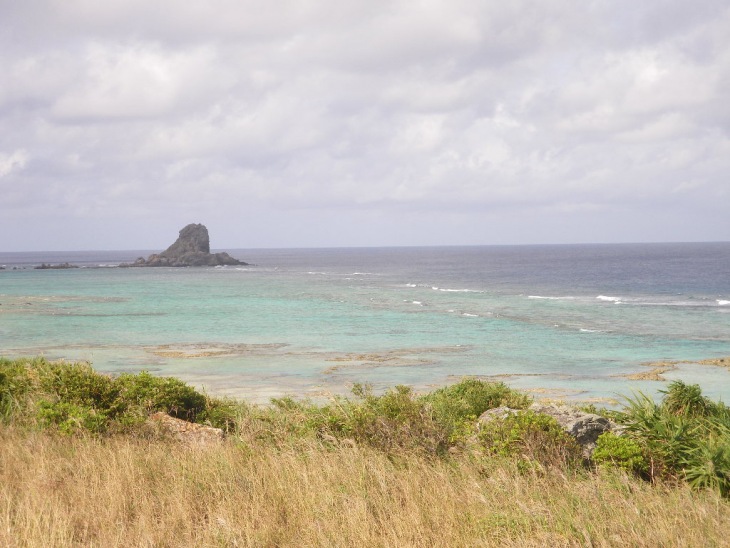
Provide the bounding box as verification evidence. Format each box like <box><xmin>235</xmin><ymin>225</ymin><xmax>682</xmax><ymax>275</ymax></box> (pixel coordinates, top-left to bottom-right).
<box><xmin>1</xmin><ymin>1</ymin><xmax>729</xmax><ymax>251</ymax></box>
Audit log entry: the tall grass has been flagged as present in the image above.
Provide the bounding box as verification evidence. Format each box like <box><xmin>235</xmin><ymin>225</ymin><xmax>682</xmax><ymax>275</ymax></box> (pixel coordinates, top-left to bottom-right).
<box><xmin>1</xmin><ymin>358</ymin><xmax>730</xmax><ymax>546</ymax></box>
<box><xmin>1</xmin><ymin>428</ymin><xmax>728</xmax><ymax>547</ymax></box>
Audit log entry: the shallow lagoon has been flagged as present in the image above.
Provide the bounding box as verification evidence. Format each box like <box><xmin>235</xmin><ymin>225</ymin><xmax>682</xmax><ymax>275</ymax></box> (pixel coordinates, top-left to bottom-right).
<box><xmin>2</xmin><ymin>243</ymin><xmax>729</xmax><ymax>404</ymax></box>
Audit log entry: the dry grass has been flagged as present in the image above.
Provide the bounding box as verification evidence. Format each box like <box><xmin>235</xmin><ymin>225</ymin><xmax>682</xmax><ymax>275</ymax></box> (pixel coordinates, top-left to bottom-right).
<box><xmin>1</xmin><ymin>427</ymin><xmax>728</xmax><ymax>547</ymax></box>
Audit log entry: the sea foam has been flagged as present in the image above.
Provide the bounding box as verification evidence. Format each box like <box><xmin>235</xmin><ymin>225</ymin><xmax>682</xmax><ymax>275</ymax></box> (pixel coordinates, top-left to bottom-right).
<box><xmin>431</xmin><ymin>286</ymin><xmax>482</xmax><ymax>293</ymax></box>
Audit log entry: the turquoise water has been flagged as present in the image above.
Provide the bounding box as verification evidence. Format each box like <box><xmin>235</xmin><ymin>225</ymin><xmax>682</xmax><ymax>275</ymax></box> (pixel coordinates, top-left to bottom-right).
<box><xmin>1</xmin><ymin>244</ymin><xmax>729</xmax><ymax>404</ymax></box>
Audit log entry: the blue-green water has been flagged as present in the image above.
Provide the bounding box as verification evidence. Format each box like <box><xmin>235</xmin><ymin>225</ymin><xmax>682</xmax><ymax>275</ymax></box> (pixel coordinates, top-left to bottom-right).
<box><xmin>1</xmin><ymin>244</ymin><xmax>729</xmax><ymax>404</ymax></box>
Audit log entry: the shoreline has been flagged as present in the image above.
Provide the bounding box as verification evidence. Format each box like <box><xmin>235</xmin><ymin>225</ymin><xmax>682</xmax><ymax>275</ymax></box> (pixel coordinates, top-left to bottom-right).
<box><xmin>3</xmin><ymin>345</ymin><xmax>729</xmax><ymax>407</ymax></box>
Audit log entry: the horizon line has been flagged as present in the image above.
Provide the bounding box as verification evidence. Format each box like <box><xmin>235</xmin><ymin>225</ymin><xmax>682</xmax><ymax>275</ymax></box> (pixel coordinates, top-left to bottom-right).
<box><xmin>2</xmin><ymin>239</ymin><xmax>730</xmax><ymax>255</ymax></box>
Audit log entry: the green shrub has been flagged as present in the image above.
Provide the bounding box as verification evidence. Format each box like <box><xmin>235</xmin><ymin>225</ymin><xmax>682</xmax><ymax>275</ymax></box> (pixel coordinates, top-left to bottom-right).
<box><xmin>114</xmin><ymin>372</ymin><xmax>207</xmax><ymax>421</ymax></box>
<box><xmin>0</xmin><ymin>358</ymin><xmax>213</xmax><ymax>433</ymax></box>
<box><xmin>350</xmin><ymin>384</ymin><xmax>449</xmax><ymax>454</ymax></box>
<box><xmin>270</xmin><ymin>396</ymin><xmax>307</xmax><ymax>411</ymax></box>
<box><xmin>422</xmin><ymin>379</ymin><xmax>531</xmax><ymax>433</ymax></box>
<box><xmin>593</xmin><ymin>432</ymin><xmax>648</xmax><ymax>476</ymax></box>
<box><xmin>39</xmin><ymin>361</ymin><xmax>121</xmax><ymax>412</ymax></box>
<box><xmin>271</xmin><ymin>380</ymin><xmax>533</xmax><ymax>455</ymax></box>
<box><xmin>37</xmin><ymin>400</ymin><xmax>109</xmax><ymax>434</ymax></box>
<box><xmin>311</xmin><ymin>384</ymin><xmax>449</xmax><ymax>455</ymax></box>
<box><xmin>0</xmin><ymin>361</ymin><xmax>32</xmax><ymax>419</ymax></box>
<box><xmin>478</xmin><ymin>410</ymin><xmax>582</xmax><ymax>471</ymax></box>
<box><xmin>200</xmin><ymin>397</ymin><xmax>242</xmax><ymax>433</ymax></box>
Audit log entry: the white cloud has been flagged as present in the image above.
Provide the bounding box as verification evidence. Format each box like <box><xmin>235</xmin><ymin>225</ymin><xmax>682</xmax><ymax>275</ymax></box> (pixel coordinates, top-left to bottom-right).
<box><xmin>1</xmin><ymin>0</ymin><xmax>729</xmax><ymax>249</ymax></box>
<box><xmin>0</xmin><ymin>150</ymin><xmax>29</xmax><ymax>178</ymax></box>
<box><xmin>48</xmin><ymin>43</ymin><xmax>229</xmax><ymax>122</ymax></box>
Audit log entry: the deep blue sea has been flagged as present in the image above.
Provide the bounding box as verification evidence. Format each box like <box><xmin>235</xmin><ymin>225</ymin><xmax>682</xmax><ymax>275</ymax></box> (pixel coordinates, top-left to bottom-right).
<box><xmin>1</xmin><ymin>243</ymin><xmax>729</xmax><ymax>405</ymax></box>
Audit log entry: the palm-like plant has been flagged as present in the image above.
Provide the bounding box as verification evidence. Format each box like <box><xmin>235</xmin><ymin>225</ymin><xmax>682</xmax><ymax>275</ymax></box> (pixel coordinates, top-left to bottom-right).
<box><xmin>612</xmin><ymin>382</ymin><xmax>730</xmax><ymax>496</ymax></box>
<box><xmin>681</xmin><ymin>439</ymin><xmax>730</xmax><ymax>496</ymax></box>
<box><xmin>660</xmin><ymin>380</ymin><xmax>712</xmax><ymax>418</ymax></box>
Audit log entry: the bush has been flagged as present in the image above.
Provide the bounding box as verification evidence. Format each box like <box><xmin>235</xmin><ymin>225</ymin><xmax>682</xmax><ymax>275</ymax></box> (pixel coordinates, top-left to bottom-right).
<box><xmin>310</xmin><ymin>384</ymin><xmax>450</xmax><ymax>455</ymax></box>
<box><xmin>421</xmin><ymin>379</ymin><xmax>531</xmax><ymax>433</ymax></box>
<box><xmin>593</xmin><ymin>432</ymin><xmax>648</xmax><ymax>476</ymax></box>
<box><xmin>478</xmin><ymin>410</ymin><xmax>582</xmax><ymax>471</ymax></box>
<box><xmin>114</xmin><ymin>371</ymin><xmax>207</xmax><ymax>421</ymax></box>
<box><xmin>39</xmin><ymin>361</ymin><xmax>121</xmax><ymax>413</ymax></box>
<box><xmin>0</xmin><ymin>358</ymin><xmax>213</xmax><ymax>433</ymax></box>
<box><xmin>199</xmin><ymin>397</ymin><xmax>242</xmax><ymax>433</ymax></box>
<box><xmin>37</xmin><ymin>400</ymin><xmax>109</xmax><ymax>434</ymax></box>
<box><xmin>0</xmin><ymin>359</ymin><xmax>36</xmax><ymax>420</ymax></box>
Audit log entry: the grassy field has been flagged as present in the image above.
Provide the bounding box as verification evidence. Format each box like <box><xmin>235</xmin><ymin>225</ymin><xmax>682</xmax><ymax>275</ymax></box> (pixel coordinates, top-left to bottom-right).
<box><xmin>1</xmin><ymin>357</ymin><xmax>729</xmax><ymax>547</ymax></box>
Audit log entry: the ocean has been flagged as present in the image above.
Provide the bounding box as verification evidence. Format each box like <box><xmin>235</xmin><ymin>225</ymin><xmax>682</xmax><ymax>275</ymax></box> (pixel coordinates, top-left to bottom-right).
<box><xmin>1</xmin><ymin>243</ymin><xmax>729</xmax><ymax>405</ymax></box>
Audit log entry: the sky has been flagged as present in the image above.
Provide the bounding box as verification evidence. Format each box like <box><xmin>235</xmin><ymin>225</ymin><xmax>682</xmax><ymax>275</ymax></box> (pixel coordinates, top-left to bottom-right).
<box><xmin>1</xmin><ymin>1</ymin><xmax>729</xmax><ymax>251</ymax></box>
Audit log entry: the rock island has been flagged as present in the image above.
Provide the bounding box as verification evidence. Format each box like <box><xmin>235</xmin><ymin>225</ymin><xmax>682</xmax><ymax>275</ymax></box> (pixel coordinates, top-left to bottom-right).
<box><xmin>127</xmin><ymin>223</ymin><xmax>247</xmax><ymax>267</ymax></box>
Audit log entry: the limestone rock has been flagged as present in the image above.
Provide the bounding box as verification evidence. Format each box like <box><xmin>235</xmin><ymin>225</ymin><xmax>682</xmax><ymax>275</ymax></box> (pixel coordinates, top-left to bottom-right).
<box><xmin>476</xmin><ymin>406</ymin><xmax>520</xmax><ymax>425</ymax></box>
<box><xmin>127</xmin><ymin>223</ymin><xmax>247</xmax><ymax>267</ymax></box>
<box><xmin>147</xmin><ymin>412</ymin><xmax>224</xmax><ymax>446</ymax></box>
<box><xmin>528</xmin><ymin>403</ymin><xmax>615</xmax><ymax>456</ymax></box>
<box><xmin>476</xmin><ymin>403</ymin><xmax>618</xmax><ymax>458</ymax></box>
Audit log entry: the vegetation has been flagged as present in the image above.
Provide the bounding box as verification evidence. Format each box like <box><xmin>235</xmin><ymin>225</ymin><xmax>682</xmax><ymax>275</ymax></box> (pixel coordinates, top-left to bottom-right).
<box><xmin>478</xmin><ymin>410</ymin><xmax>583</xmax><ymax>472</ymax></box>
<box><xmin>608</xmin><ymin>380</ymin><xmax>730</xmax><ymax>495</ymax></box>
<box><xmin>0</xmin><ymin>357</ymin><xmax>212</xmax><ymax>434</ymax></box>
<box><xmin>1</xmin><ymin>357</ymin><xmax>729</xmax><ymax>546</ymax></box>
<box><xmin>592</xmin><ymin>432</ymin><xmax>648</xmax><ymax>475</ymax></box>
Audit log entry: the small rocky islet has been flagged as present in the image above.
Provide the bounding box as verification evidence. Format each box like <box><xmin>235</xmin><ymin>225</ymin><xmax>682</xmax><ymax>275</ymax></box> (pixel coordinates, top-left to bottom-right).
<box><xmin>123</xmin><ymin>223</ymin><xmax>248</xmax><ymax>267</ymax></box>
<box><xmin>33</xmin><ymin>262</ymin><xmax>79</xmax><ymax>270</ymax></box>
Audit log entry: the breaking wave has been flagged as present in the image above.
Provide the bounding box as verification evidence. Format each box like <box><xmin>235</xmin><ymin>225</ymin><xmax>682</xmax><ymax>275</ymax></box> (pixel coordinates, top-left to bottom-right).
<box><xmin>431</xmin><ymin>286</ymin><xmax>482</xmax><ymax>293</ymax></box>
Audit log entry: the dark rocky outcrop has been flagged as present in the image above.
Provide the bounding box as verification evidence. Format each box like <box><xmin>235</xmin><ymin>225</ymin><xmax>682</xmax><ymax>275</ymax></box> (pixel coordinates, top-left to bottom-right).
<box><xmin>34</xmin><ymin>263</ymin><xmax>79</xmax><ymax>270</ymax></box>
<box><xmin>127</xmin><ymin>223</ymin><xmax>247</xmax><ymax>267</ymax></box>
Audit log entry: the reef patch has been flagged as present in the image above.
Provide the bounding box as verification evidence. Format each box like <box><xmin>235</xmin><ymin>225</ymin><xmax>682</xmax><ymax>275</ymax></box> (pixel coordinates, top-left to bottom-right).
<box><xmin>145</xmin><ymin>342</ymin><xmax>288</xmax><ymax>359</ymax></box>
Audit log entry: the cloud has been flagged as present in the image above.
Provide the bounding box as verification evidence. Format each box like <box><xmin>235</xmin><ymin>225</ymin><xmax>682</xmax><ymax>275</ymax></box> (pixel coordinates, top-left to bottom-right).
<box><xmin>1</xmin><ymin>0</ymin><xmax>729</xmax><ymax>249</ymax></box>
<box><xmin>0</xmin><ymin>149</ymin><xmax>28</xmax><ymax>178</ymax></box>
